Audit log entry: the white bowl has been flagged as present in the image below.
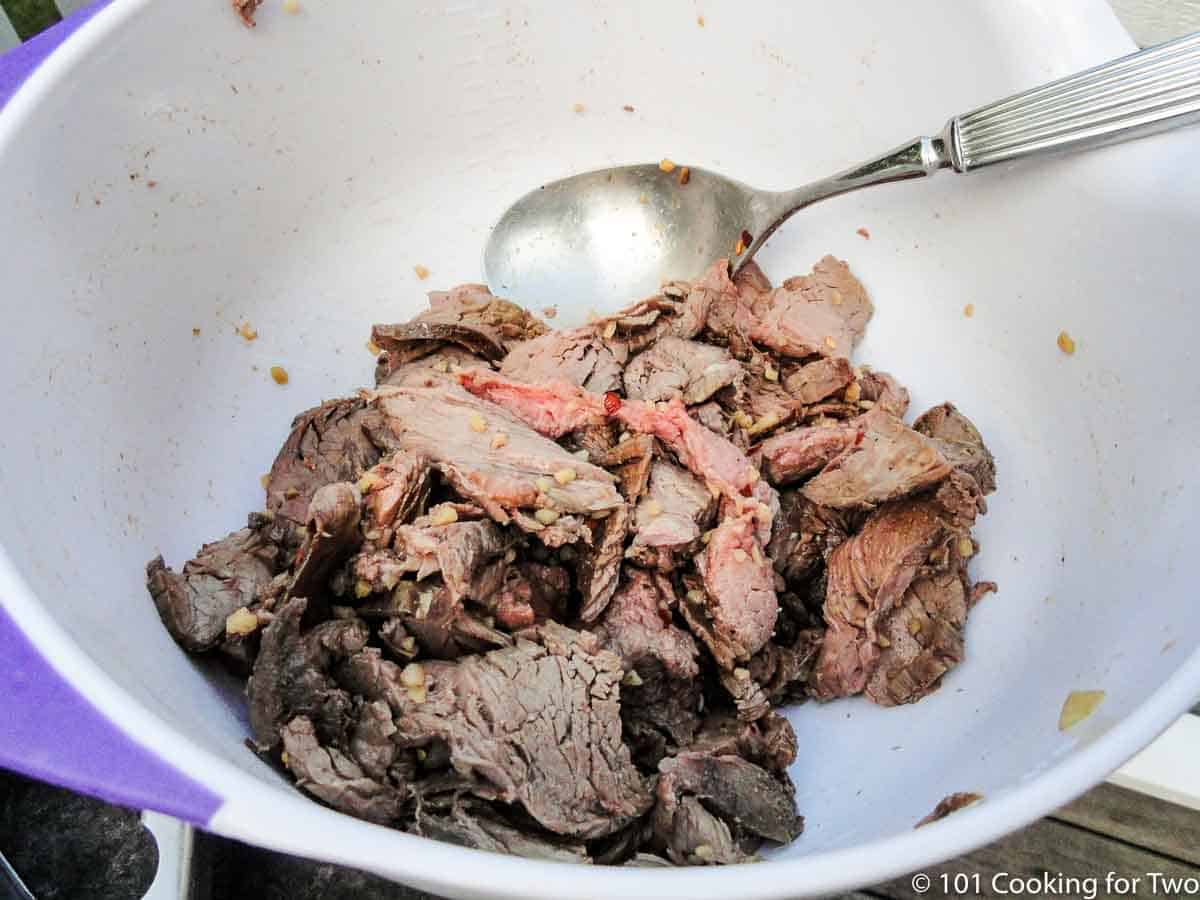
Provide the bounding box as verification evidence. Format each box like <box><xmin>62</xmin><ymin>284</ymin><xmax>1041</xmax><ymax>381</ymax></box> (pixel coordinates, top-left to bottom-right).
<box><xmin>1</xmin><ymin>2</ymin><xmax>1198</xmax><ymax>897</ymax></box>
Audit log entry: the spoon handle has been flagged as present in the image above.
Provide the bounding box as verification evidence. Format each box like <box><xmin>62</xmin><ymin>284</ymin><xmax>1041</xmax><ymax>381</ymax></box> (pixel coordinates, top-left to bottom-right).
<box><xmin>949</xmin><ymin>31</ymin><xmax>1200</xmax><ymax>170</ymax></box>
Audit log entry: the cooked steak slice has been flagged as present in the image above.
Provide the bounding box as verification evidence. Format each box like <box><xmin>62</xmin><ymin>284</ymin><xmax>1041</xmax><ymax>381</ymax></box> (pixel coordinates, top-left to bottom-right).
<box><xmin>594</xmin><ymin>568</ymin><xmax>699</xmax><ymax>680</ymax></box>
<box><xmin>623</xmin><ymin>337</ymin><xmax>742</xmax><ymax>405</ymax></box>
<box><xmin>689</xmin><ymin>712</ymin><xmax>798</xmax><ymax>773</ymax></box>
<box><xmin>627</xmin><ymin>461</ymin><xmax>716</xmax><ymax>571</ymax></box>
<box><xmin>359</xmin><ymin>452</ymin><xmax>430</xmax><ymax>531</ymax></box>
<box><xmin>688</xmin><ymin>514</ymin><xmax>778</xmax><ymax>666</ymax></box>
<box><xmin>146</xmin><ymin>514</ymin><xmax>286</xmax><ymax>653</ymax></box>
<box><xmin>369</xmin><ymin>377</ymin><xmax>622</xmax><ymax>528</ymax></box>
<box><xmin>367</xmin><ymin>579</ymin><xmax>510</xmax><ymax>660</ymax></box>
<box><xmin>783</xmin><ymin>356</ymin><xmax>854</xmax><ymax>405</ymax></box>
<box><xmin>690</xmin><ymin>401</ymin><xmax>729</xmax><ymax>435</ymax></box>
<box><xmin>858</xmin><ymin>369</ymin><xmax>910</xmax><ymax>418</ymax></box>
<box><xmin>290</xmin><ymin>483</ymin><xmax>362</xmax><ymax>602</ymax></box>
<box><xmin>371</xmin><ymin>283</ymin><xmax>548</xmax><ymax>366</ymax></box>
<box><xmin>501</xmin><ymin>326</ymin><xmax>626</xmax><ymax>394</ymax></box>
<box><xmin>248</xmin><ymin>597</ymin><xmax>368</xmax><ymax>752</ymax></box>
<box><xmin>337</xmin><ymin>624</ymin><xmax>652</xmax><ymax>839</ymax></box>
<box><xmin>577</xmin><ymin>504</ymin><xmax>630</xmax><ymax>622</ymax></box>
<box><xmin>480</xmin><ymin>561</ymin><xmax>570</xmax><ymax>631</ymax></box>
<box><xmin>348</xmin><ymin>699</ymin><xmax>399</xmax><ymax>780</ymax></box>
<box><xmin>280</xmin><ymin>716</ymin><xmax>403</xmax><ymax>824</ymax></box>
<box><xmin>801</xmin><ymin>410</ymin><xmax>951</xmax><ymax>509</ymax></box>
<box><xmin>813</xmin><ymin>472</ymin><xmax>981</xmax><ymax>700</ymax></box>
<box><xmin>759</xmin><ymin>419</ymin><xmax>860</xmax><ymax>486</ymax></box>
<box><xmin>914</xmin><ymin>402</ymin><xmax>996</xmax><ymax>495</ymax></box>
<box><xmin>652</xmin><ymin>751</ymin><xmax>802</xmax><ymax>863</ymax></box>
<box><xmin>266</xmin><ymin>397</ymin><xmax>385</xmax><ymax>525</ymax></box>
<box><xmin>391</xmin><ymin>518</ymin><xmax>511</xmax><ymax>603</ymax></box>
<box><xmin>750</xmin><ymin>255</ymin><xmax>872</xmax><ymax>359</ymax></box>
<box><xmin>718</xmin><ymin>667</ymin><xmax>772</xmax><ymax>722</ymax></box>
<box><xmin>592</xmin><ymin>263</ymin><xmax>720</xmax><ymax>354</ymax></box>
<box><xmin>766</xmin><ymin>491</ymin><xmax>850</xmax><ymax>584</ymax></box>
<box><xmin>413</xmin><ymin>800</ymin><xmax>590</xmax><ymax>863</ymax></box>
<box><xmin>620</xmin><ymin>667</ymin><xmax>703</xmax><ymax>770</ymax></box>
<box><xmin>590</xmin><ymin>434</ymin><xmax>655</xmax><ymax>503</ymax></box>
<box><xmin>748</xmin><ymin>629</ymin><xmax>824</xmax><ymax>706</ymax></box>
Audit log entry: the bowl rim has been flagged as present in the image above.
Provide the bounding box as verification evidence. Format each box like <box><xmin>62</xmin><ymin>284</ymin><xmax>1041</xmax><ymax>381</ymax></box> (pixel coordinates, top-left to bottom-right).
<box><xmin>2</xmin><ymin>1</ymin><xmax>1198</xmax><ymax>897</ymax></box>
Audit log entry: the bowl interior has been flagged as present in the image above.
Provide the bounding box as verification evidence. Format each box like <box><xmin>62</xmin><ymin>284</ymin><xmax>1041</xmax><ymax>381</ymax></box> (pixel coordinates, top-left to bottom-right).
<box><xmin>0</xmin><ymin>0</ymin><xmax>1197</xmax><ymax>890</ymax></box>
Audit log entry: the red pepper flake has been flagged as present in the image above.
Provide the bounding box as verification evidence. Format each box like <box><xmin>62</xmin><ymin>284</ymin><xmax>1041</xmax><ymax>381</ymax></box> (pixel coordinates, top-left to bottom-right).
<box><xmin>856</xmin><ymin>227</ymin><xmax>871</xmax><ymax>239</ymax></box>
<box><xmin>677</xmin><ymin>166</ymin><xmax>690</xmax><ymax>185</ymax></box>
<box><xmin>739</xmin><ymin>484</ymin><xmax>753</xmax><ymax>497</ymax></box>
<box><xmin>603</xmin><ymin>391</ymin><xmax>622</xmax><ymax>415</ymax></box>
<box><xmin>622</xmin><ymin>104</ymin><xmax>635</xmax><ymax>113</ymax></box>
<box><xmin>854</xmin><ymin>430</ymin><xmax>865</xmax><ymax>447</ymax></box>
<box><xmin>741</xmin><ymin>229</ymin><xmax>753</xmax><ymax>247</ymax></box>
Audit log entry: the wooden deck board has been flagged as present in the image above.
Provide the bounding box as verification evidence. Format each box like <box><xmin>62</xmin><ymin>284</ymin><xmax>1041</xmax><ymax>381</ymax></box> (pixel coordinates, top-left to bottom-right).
<box><xmin>1053</xmin><ymin>782</ymin><xmax>1200</xmax><ymax>866</ymax></box>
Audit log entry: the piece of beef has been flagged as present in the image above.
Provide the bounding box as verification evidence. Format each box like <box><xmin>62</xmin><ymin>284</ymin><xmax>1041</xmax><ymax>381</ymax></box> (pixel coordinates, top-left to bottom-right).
<box><xmin>652</xmin><ymin>752</ymin><xmax>802</xmax><ymax>864</ymax></box>
<box><xmin>388</xmin><ymin>580</ymin><xmax>512</xmax><ymax>659</ymax></box>
<box><xmin>577</xmin><ymin>504</ymin><xmax>630</xmax><ymax>622</ymax></box>
<box><xmin>337</xmin><ymin>624</ymin><xmax>652</xmax><ymax>839</ymax></box>
<box><xmin>590</xmin><ymin>434</ymin><xmax>655</xmax><ymax>503</ymax></box>
<box><xmin>783</xmin><ymin>356</ymin><xmax>854</xmax><ymax>405</ymax></box>
<box><xmin>348</xmin><ymin>699</ymin><xmax>399</xmax><ymax>780</ymax></box>
<box><xmin>413</xmin><ymin>800</ymin><xmax>590</xmax><ymax>863</ymax></box>
<box><xmin>620</xmin><ymin>667</ymin><xmax>703</xmax><ymax>770</ymax></box>
<box><xmin>766</xmin><ymin>491</ymin><xmax>850</xmax><ymax>585</ymax></box>
<box><xmin>801</xmin><ymin>410</ymin><xmax>951</xmax><ymax>510</ymax></box>
<box><xmin>686</xmin><ymin>515</ymin><xmax>778</xmax><ymax>667</ymax></box>
<box><xmin>594</xmin><ymin>568</ymin><xmax>698</xmax><ymax>680</ymax></box>
<box><xmin>734</xmin><ymin>260</ymin><xmax>772</xmax><ymax>296</ymax></box>
<box><xmin>369</xmin><ymin>377</ymin><xmax>622</xmax><ymax>531</ymax></box>
<box><xmin>748</xmin><ymin>255</ymin><xmax>872</xmax><ymax>360</ymax></box>
<box><xmin>266</xmin><ymin>398</ymin><xmax>385</xmax><ymax>525</ymax></box>
<box><xmin>690</xmin><ymin>401</ymin><xmax>728</xmax><ymax>435</ymax></box>
<box><xmin>359</xmin><ymin>452</ymin><xmax>430</xmax><ymax>532</ymax></box>
<box><xmin>748</xmin><ymin>629</ymin><xmax>824</xmax><ymax>706</ymax></box>
<box><xmin>688</xmin><ymin>712</ymin><xmax>798</xmax><ymax>773</ymax></box>
<box><xmin>247</xmin><ymin>598</ymin><xmax>368</xmax><ymax>752</ymax></box>
<box><xmin>480</xmin><ymin>561</ymin><xmax>570</xmax><ymax>631</ymax></box>
<box><xmin>147</xmin><ymin>515</ymin><xmax>285</xmax><ymax>653</ymax></box>
<box><xmin>232</xmin><ymin>0</ymin><xmax>261</xmax><ymax>27</ymax></box>
<box><xmin>371</xmin><ymin>283</ymin><xmax>547</xmax><ymax>369</ymax></box>
<box><xmin>914</xmin><ymin>402</ymin><xmax>997</xmax><ymax>495</ymax></box>
<box><xmin>593</xmin><ymin>263</ymin><xmax>720</xmax><ymax>354</ymax></box>
<box><xmin>391</xmin><ymin>518</ymin><xmax>512</xmax><ymax>603</ymax></box>
<box><xmin>623</xmin><ymin>337</ymin><xmax>742</xmax><ymax>405</ymax></box>
<box><xmin>279</xmin><ymin>716</ymin><xmax>404</xmax><ymax>825</ymax></box>
<box><xmin>456</xmin><ymin>371</ymin><xmax>773</xmax><ymax>529</ymax></box>
<box><xmin>290</xmin><ymin>483</ymin><xmax>362</xmax><ymax>603</ymax></box>
<box><xmin>858</xmin><ymin>369</ymin><xmax>910</xmax><ymax>418</ymax></box>
<box><xmin>500</xmin><ymin>326</ymin><xmax>626</xmax><ymax>394</ymax></box>
<box><xmin>375</xmin><ymin>345</ymin><xmax>490</xmax><ymax>388</ymax></box>
<box><xmin>812</xmin><ymin>472</ymin><xmax>982</xmax><ymax>701</ymax></box>
<box><xmin>627</xmin><ymin>461</ymin><xmax>716</xmax><ymax>571</ymax></box>
<box><xmin>759</xmin><ymin>419</ymin><xmax>860</xmax><ymax>486</ymax></box>
<box><xmin>718</xmin><ymin>667</ymin><xmax>772</xmax><ymax>722</ymax></box>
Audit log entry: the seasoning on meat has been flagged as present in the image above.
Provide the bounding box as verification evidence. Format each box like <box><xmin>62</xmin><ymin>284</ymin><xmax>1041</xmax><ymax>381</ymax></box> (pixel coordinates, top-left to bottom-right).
<box><xmin>147</xmin><ymin>252</ymin><xmax>996</xmax><ymax>865</ymax></box>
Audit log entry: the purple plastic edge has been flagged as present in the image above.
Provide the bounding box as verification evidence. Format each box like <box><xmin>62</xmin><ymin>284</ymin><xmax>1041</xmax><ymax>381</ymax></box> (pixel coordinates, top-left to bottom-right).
<box><xmin>1</xmin><ymin>9</ymin><xmax>222</xmax><ymax>822</ymax></box>
<box><xmin>0</xmin><ymin>0</ymin><xmax>112</xmax><ymax>111</ymax></box>
<box><xmin>0</xmin><ymin>601</ymin><xmax>223</xmax><ymax>824</ymax></box>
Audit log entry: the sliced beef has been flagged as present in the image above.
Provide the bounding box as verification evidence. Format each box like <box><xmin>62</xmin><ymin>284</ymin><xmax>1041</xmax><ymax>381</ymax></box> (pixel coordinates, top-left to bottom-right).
<box><xmin>413</xmin><ymin>800</ymin><xmax>590</xmax><ymax>863</ymax></box>
<box><xmin>749</xmin><ymin>255</ymin><xmax>873</xmax><ymax>360</ymax></box>
<box><xmin>279</xmin><ymin>716</ymin><xmax>403</xmax><ymax>824</ymax></box>
<box><xmin>627</xmin><ymin>461</ymin><xmax>716</xmax><ymax>571</ymax></box>
<box><xmin>620</xmin><ymin>668</ymin><xmax>703</xmax><ymax>770</ymax></box>
<box><xmin>813</xmin><ymin>472</ymin><xmax>982</xmax><ymax>701</ymax></box>
<box><xmin>248</xmin><ymin>597</ymin><xmax>368</xmax><ymax>752</ymax></box>
<box><xmin>337</xmin><ymin>624</ymin><xmax>652</xmax><ymax>839</ymax></box>
<box><xmin>759</xmin><ymin>419</ymin><xmax>860</xmax><ymax>486</ymax></box>
<box><xmin>147</xmin><ymin>515</ymin><xmax>285</xmax><ymax>653</ymax></box>
<box><xmin>391</xmin><ymin>518</ymin><xmax>512</xmax><ymax>603</ymax></box>
<box><xmin>290</xmin><ymin>483</ymin><xmax>362</xmax><ymax>603</ymax></box>
<box><xmin>914</xmin><ymin>402</ymin><xmax>996</xmax><ymax>495</ymax></box>
<box><xmin>265</xmin><ymin>398</ymin><xmax>385</xmax><ymax>526</ymax></box>
<box><xmin>858</xmin><ymin>369</ymin><xmax>910</xmax><ymax>418</ymax></box>
<box><xmin>593</xmin><ymin>263</ymin><xmax>720</xmax><ymax>354</ymax></box>
<box><xmin>369</xmin><ymin>377</ymin><xmax>622</xmax><ymax>530</ymax></box>
<box><xmin>359</xmin><ymin>452</ymin><xmax>430</xmax><ymax>531</ymax></box>
<box><xmin>748</xmin><ymin>629</ymin><xmax>824</xmax><ymax>706</ymax></box>
<box><xmin>783</xmin><ymin>356</ymin><xmax>854</xmax><ymax>405</ymax></box>
<box><xmin>375</xmin><ymin>345</ymin><xmax>490</xmax><ymax>388</ymax></box>
<box><xmin>690</xmin><ymin>401</ymin><xmax>729</xmax><ymax>435</ymax></box>
<box><xmin>371</xmin><ymin>283</ymin><xmax>547</xmax><ymax>368</ymax></box>
<box><xmin>500</xmin><ymin>326</ymin><xmax>625</xmax><ymax>394</ymax></box>
<box><xmin>594</xmin><ymin>568</ymin><xmax>698</xmax><ymax>680</ymax></box>
<box><xmin>623</xmin><ymin>337</ymin><xmax>742</xmax><ymax>405</ymax></box>
<box><xmin>767</xmin><ymin>491</ymin><xmax>850</xmax><ymax>585</ymax></box>
<box><xmin>801</xmin><ymin>410</ymin><xmax>951</xmax><ymax>510</ymax></box>
<box><xmin>733</xmin><ymin>260</ymin><xmax>772</xmax><ymax>296</ymax></box>
<box><xmin>577</xmin><ymin>504</ymin><xmax>630</xmax><ymax>622</ymax></box>
<box><xmin>652</xmin><ymin>752</ymin><xmax>802</xmax><ymax>864</ymax></box>
<box><xmin>689</xmin><ymin>712</ymin><xmax>798</xmax><ymax>773</ymax></box>
<box><xmin>370</xmin><ymin>579</ymin><xmax>510</xmax><ymax>660</ymax></box>
<box><xmin>718</xmin><ymin>667</ymin><xmax>772</xmax><ymax>722</ymax></box>
<box><xmin>590</xmin><ymin>434</ymin><xmax>656</xmax><ymax>503</ymax></box>
<box><xmin>348</xmin><ymin>699</ymin><xmax>399</xmax><ymax>780</ymax></box>
<box><xmin>687</xmin><ymin>514</ymin><xmax>778</xmax><ymax>667</ymax></box>
<box><xmin>480</xmin><ymin>561</ymin><xmax>570</xmax><ymax>631</ymax></box>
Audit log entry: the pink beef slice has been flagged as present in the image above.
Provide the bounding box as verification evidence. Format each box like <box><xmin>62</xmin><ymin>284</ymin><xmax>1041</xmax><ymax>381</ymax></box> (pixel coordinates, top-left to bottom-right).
<box><xmin>375</xmin><ymin>345</ymin><xmax>492</xmax><ymax>388</ymax></box>
<box><xmin>782</xmin><ymin>356</ymin><xmax>854</xmax><ymax>405</ymax></box>
<box><xmin>739</xmin><ymin>256</ymin><xmax>871</xmax><ymax>360</ymax></box>
<box><xmin>266</xmin><ymin>397</ymin><xmax>386</xmax><ymax>525</ymax></box>
<box><xmin>500</xmin><ymin>325</ymin><xmax>627</xmax><ymax>394</ymax></box>
<box><xmin>623</xmin><ymin>336</ymin><xmax>743</xmax><ymax>405</ymax></box>
<box><xmin>759</xmin><ymin>418</ymin><xmax>861</xmax><ymax>486</ymax></box>
<box><xmin>456</xmin><ymin>371</ymin><xmax>776</xmax><ymax>538</ymax></box>
<box><xmin>368</xmin><ymin>377</ymin><xmax>622</xmax><ymax>529</ymax></box>
<box><xmin>627</xmin><ymin>461</ymin><xmax>717</xmax><ymax>571</ymax></box>
<box><xmin>359</xmin><ymin>452</ymin><xmax>431</xmax><ymax>530</ymax></box>
<box><xmin>594</xmin><ymin>567</ymin><xmax>699</xmax><ymax>681</ymax></box>
<box><xmin>685</xmin><ymin>515</ymin><xmax>778</xmax><ymax>668</ymax></box>
<box><xmin>576</xmin><ymin>503</ymin><xmax>630</xmax><ymax>622</ymax></box>
<box><xmin>801</xmin><ymin>409</ymin><xmax>952</xmax><ymax>510</ymax></box>
<box><xmin>913</xmin><ymin>402</ymin><xmax>997</xmax><ymax>495</ymax></box>
<box><xmin>592</xmin><ymin>261</ymin><xmax>722</xmax><ymax>354</ymax></box>
<box><xmin>812</xmin><ymin>472</ymin><xmax>983</xmax><ymax>701</ymax></box>
<box><xmin>371</xmin><ymin>283</ymin><xmax>548</xmax><ymax>369</ymax></box>
<box><xmin>859</xmin><ymin>369</ymin><xmax>910</xmax><ymax>418</ymax></box>
<box><xmin>336</xmin><ymin>623</ymin><xmax>653</xmax><ymax>839</ymax></box>
<box><xmin>391</xmin><ymin>518</ymin><xmax>513</xmax><ymax>603</ymax></box>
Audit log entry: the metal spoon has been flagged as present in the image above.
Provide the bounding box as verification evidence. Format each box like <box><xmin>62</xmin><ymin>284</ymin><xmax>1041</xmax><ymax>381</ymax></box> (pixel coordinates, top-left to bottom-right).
<box><xmin>485</xmin><ymin>32</ymin><xmax>1200</xmax><ymax>311</ymax></box>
